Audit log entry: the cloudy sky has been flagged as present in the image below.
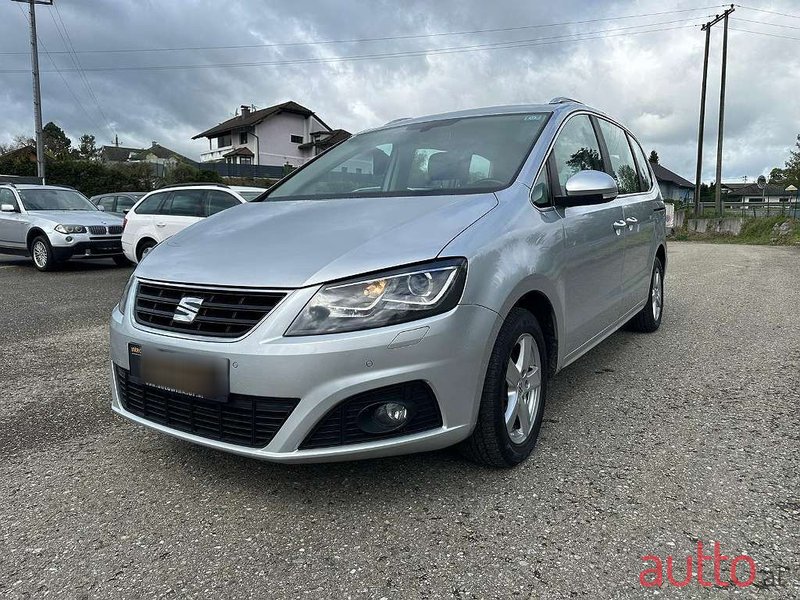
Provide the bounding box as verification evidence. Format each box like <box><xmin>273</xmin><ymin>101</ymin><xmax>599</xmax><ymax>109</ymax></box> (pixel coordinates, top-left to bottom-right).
<box><xmin>1</xmin><ymin>0</ymin><xmax>799</xmax><ymax>182</ymax></box>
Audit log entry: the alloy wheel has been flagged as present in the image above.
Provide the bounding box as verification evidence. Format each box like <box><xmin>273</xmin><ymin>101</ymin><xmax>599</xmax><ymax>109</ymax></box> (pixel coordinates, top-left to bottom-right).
<box><xmin>33</xmin><ymin>240</ymin><xmax>48</xmax><ymax>269</ymax></box>
<box><xmin>504</xmin><ymin>333</ymin><xmax>542</xmax><ymax>445</ymax></box>
<box><xmin>652</xmin><ymin>269</ymin><xmax>663</xmax><ymax>321</ymax></box>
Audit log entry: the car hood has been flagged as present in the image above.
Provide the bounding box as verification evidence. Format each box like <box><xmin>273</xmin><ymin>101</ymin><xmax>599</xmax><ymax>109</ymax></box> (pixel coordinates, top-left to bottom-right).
<box><xmin>29</xmin><ymin>210</ymin><xmax>123</xmax><ymax>225</ymax></box>
<box><xmin>136</xmin><ymin>194</ymin><xmax>498</xmax><ymax>288</ymax></box>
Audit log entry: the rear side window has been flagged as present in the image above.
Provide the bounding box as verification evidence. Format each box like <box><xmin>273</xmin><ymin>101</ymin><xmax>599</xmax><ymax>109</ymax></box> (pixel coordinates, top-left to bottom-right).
<box><xmin>628</xmin><ymin>134</ymin><xmax>653</xmax><ymax>191</ymax></box>
<box><xmin>597</xmin><ymin>119</ymin><xmax>640</xmax><ymax>195</ymax></box>
<box><xmin>134</xmin><ymin>192</ymin><xmax>167</xmax><ymax>215</ymax></box>
<box><xmin>164</xmin><ymin>189</ymin><xmax>205</xmax><ymax>217</ymax></box>
<box><xmin>551</xmin><ymin>114</ymin><xmax>604</xmax><ymax>194</ymax></box>
<box><xmin>206</xmin><ymin>191</ymin><xmax>240</xmax><ymax>216</ymax></box>
<box><xmin>116</xmin><ymin>196</ymin><xmax>136</xmax><ymax>212</ymax></box>
<box><xmin>97</xmin><ymin>196</ymin><xmax>116</xmax><ymax>212</ymax></box>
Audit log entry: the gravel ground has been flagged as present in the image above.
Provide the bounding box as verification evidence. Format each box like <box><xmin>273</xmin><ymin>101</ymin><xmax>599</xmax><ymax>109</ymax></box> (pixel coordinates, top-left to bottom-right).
<box><xmin>1</xmin><ymin>244</ymin><xmax>798</xmax><ymax>599</ymax></box>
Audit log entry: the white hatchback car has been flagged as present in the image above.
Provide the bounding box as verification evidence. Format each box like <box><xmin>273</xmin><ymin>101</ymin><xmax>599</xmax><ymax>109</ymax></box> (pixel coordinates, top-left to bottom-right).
<box><xmin>122</xmin><ymin>184</ymin><xmax>265</xmax><ymax>263</ymax></box>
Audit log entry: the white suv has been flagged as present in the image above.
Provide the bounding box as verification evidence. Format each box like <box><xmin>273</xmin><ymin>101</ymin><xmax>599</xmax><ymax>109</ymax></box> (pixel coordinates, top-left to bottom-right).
<box><xmin>122</xmin><ymin>184</ymin><xmax>263</xmax><ymax>263</ymax></box>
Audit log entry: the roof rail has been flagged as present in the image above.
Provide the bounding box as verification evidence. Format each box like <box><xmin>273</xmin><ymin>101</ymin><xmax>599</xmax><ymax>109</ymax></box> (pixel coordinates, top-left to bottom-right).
<box><xmin>384</xmin><ymin>117</ymin><xmax>411</xmax><ymax>126</ymax></box>
<box><xmin>548</xmin><ymin>97</ymin><xmax>582</xmax><ymax>105</ymax></box>
<box><xmin>157</xmin><ymin>182</ymin><xmax>231</xmax><ymax>190</ymax></box>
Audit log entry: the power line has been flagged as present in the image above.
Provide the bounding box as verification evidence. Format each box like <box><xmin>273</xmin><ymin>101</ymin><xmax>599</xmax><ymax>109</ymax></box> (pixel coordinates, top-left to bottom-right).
<box><xmin>49</xmin><ymin>2</ymin><xmax>116</xmax><ymax>139</ymax></box>
<box><xmin>0</xmin><ymin>21</ymin><xmax>702</xmax><ymax>74</ymax></box>
<box><xmin>14</xmin><ymin>3</ymin><xmax>99</xmax><ymax>133</ymax></box>
<box><xmin>0</xmin><ymin>5</ymin><xmax>724</xmax><ymax>56</ymax></box>
<box><xmin>735</xmin><ymin>17</ymin><xmax>800</xmax><ymax>31</ymax></box>
<box><xmin>735</xmin><ymin>4</ymin><xmax>800</xmax><ymax>20</ymax></box>
<box><xmin>729</xmin><ymin>27</ymin><xmax>800</xmax><ymax>41</ymax></box>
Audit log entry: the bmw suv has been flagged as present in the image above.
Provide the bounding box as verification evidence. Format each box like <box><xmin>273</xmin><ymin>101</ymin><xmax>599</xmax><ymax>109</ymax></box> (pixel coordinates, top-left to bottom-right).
<box><xmin>110</xmin><ymin>99</ymin><xmax>666</xmax><ymax>467</ymax></box>
<box><xmin>0</xmin><ymin>183</ymin><xmax>127</xmax><ymax>271</ymax></box>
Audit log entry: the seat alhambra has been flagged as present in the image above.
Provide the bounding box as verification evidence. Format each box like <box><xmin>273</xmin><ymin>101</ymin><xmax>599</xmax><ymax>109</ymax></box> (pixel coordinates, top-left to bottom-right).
<box><xmin>109</xmin><ymin>98</ymin><xmax>666</xmax><ymax>467</ymax></box>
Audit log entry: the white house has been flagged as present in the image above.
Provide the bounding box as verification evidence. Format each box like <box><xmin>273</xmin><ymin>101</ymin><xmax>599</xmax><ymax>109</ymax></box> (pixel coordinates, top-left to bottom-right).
<box><xmin>193</xmin><ymin>101</ymin><xmax>350</xmax><ymax>169</ymax></box>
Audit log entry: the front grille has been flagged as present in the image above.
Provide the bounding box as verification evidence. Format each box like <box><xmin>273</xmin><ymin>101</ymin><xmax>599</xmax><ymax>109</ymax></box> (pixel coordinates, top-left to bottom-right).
<box><xmin>134</xmin><ymin>282</ymin><xmax>285</xmax><ymax>338</ymax></box>
<box><xmin>88</xmin><ymin>225</ymin><xmax>123</xmax><ymax>236</ymax></box>
<box><xmin>300</xmin><ymin>381</ymin><xmax>443</xmax><ymax>450</ymax></box>
<box><xmin>116</xmin><ymin>366</ymin><xmax>298</xmax><ymax>448</ymax></box>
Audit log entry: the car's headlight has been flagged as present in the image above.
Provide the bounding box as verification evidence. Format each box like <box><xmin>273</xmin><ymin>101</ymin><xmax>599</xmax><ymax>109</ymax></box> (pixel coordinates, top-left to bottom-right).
<box><xmin>117</xmin><ymin>275</ymin><xmax>135</xmax><ymax>315</ymax></box>
<box><xmin>286</xmin><ymin>258</ymin><xmax>467</xmax><ymax>336</ymax></box>
<box><xmin>54</xmin><ymin>224</ymin><xmax>86</xmax><ymax>234</ymax></box>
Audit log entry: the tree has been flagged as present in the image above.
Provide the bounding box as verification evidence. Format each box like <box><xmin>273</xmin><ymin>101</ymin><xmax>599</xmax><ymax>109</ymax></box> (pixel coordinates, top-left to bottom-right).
<box><xmin>78</xmin><ymin>134</ymin><xmax>99</xmax><ymax>160</ymax></box>
<box><xmin>783</xmin><ymin>134</ymin><xmax>800</xmax><ymax>186</ymax></box>
<box><xmin>42</xmin><ymin>122</ymin><xmax>72</xmax><ymax>158</ymax></box>
<box><xmin>649</xmin><ymin>150</ymin><xmax>659</xmax><ymax>164</ymax></box>
<box><xmin>162</xmin><ymin>162</ymin><xmax>223</xmax><ymax>185</ymax></box>
<box><xmin>0</xmin><ymin>134</ymin><xmax>35</xmax><ymax>155</ymax></box>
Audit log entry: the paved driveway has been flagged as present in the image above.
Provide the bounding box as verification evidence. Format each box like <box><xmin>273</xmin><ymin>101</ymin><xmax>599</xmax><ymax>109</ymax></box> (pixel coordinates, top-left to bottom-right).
<box><xmin>1</xmin><ymin>244</ymin><xmax>798</xmax><ymax>599</ymax></box>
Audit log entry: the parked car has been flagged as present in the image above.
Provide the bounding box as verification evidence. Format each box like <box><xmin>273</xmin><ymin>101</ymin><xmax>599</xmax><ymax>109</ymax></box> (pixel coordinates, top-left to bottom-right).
<box><xmin>121</xmin><ymin>183</ymin><xmax>250</xmax><ymax>263</ymax></box>
<box><xmin>110</xmin><ymin>99</ymin><xmax>666</xmax><ymax>467</ymax></box>
<box><xmin>90</xmin><ymin>192</ymin><xmax>146</xmax><ymax>216</ymax></box>
<box><xmin>229</xmin><ymin>185</ymin><xmax>268</xmax><ymax>201</ymax></box>
<box><xmin>0</xmin><ymin>183</ymin><xmax>128</xmax><ymax>271</ymax></box>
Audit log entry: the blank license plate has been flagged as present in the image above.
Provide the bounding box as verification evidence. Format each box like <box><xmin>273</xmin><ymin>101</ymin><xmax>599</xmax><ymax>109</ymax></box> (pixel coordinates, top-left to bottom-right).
<box><xmin>129</xmin><ymin>344</ymin><xmax>229</xmax><ymax>402</ymax></box>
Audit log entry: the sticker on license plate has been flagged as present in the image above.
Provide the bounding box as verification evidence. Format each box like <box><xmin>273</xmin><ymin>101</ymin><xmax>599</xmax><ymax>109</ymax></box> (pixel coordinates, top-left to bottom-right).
<box><xmin>128</xmin><ymin>344</ymin><xmax>229</xmax><ymax>402</ymax></box>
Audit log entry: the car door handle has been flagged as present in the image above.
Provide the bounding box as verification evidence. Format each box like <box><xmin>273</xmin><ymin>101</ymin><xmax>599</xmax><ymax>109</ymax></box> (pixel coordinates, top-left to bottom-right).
<box><xmin>155</xmin><ymin>222</ymin><xmax>166</xmax><ymax>228</ymax></box>
<box><xmin>612</xmin><ymin>220</ymin><xmax>627</xmax><ymax>234</ymax></box>
<box><xmin>626</xmin><ymin>217</ymin><xmax>638</xmax><ymax>224</ymax></box>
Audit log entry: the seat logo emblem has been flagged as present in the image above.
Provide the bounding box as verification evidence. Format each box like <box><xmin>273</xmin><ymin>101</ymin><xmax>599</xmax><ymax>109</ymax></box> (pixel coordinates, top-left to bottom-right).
<box><xmin>173</xmin><ymin>296</ymin><xmax>204</xmax><ymax>323</ymax></box>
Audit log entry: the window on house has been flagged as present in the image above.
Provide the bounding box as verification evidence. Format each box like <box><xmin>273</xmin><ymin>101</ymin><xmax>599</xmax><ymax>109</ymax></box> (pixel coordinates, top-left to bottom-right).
<box><xmin>239</xmin><ymin>132</ymin><xmax>248</xmax><ymax>145</ymax></box>
<box><xmin>291</xmin><ymin>135</ymin><xmax>304</xmax><ymax>144</ymax></box>
<box><xmin>240</xmin><ymin>156</ymin><xmax>252</xmax><ymax>165</ymax></box>
<box><xmin>217</xmin><ymin>134</ymin><xmax>232</xmax><ymax>148</ymax></box>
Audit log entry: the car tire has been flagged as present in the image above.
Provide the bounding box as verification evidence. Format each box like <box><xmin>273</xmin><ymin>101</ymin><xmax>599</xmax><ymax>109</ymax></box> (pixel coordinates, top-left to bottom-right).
<box><xmin>30</xmin><ymin>236</ymin><xmax>60</xmax><ymax>272</ymax></box>
<box><xmin>136</xmin><ymin>239</ymin><xmax>156</xmax><ymax>262</ymax></box>
<box><xmin>113</xmin><ymin>255</ymin><xmax>132</xmax><ymax>267</ymax></box>
<box><xmin>460</xmin><ymin>307</ymin><xmax>548</xmax><ymax>468</ymax></box>
<box><xmin>628</xmin><ymin>256</ymin><xmax>664</xmax><ymax>333</ymax></box>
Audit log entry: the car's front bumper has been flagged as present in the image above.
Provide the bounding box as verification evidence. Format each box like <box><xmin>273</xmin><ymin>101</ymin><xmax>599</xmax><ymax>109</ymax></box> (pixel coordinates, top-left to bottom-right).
<box><xmin>109</xmin><ymin>285</ymin><xmax>501</xmax><ymax>463</ymax></box>
<box><xmin>51</xmin><ymin>232</ymin><xmax>123</xmax><ymax>260</ymax></box>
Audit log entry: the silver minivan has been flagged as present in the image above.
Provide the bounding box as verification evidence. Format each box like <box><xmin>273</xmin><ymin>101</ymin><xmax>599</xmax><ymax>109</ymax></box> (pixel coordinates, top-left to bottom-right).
<box><xmin>109</xmin><ymin>99</ymin><xmax>666</xmax><ymax>467</ymax></box>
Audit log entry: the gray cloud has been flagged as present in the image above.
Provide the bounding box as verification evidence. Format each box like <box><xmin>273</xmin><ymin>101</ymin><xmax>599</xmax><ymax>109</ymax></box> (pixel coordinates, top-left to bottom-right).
<box><xmin>1</xmin><ymin>0</ymin><xmax>799</xmax><ymax>182</ymax></box>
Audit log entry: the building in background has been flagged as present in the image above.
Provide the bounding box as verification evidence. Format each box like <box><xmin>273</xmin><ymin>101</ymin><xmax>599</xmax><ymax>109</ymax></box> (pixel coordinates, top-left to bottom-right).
<box><xmin>650</xmin><ymin>162</ymin><xmax>695</xmax><ymax>203</ymax></box>
<box><xmin>100</xmin><ymin>142</ymin><xmax>196</xmax><ymax>177</ymax></box>
<box><xmin>193</xmin><ymin>101</ymin><xmax>349</xmax><ymax>169</ymax></box>
<box><xmin>721</xmin><ymin>182</ymin><xmax>792</xmax><ymax>203</ymax></box>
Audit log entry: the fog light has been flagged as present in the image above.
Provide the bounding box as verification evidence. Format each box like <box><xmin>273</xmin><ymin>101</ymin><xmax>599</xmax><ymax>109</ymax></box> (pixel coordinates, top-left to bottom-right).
<box><xmin>357</xmin><ymin>401</ymin><xmax>413</xmax><ymax>434</ymax></box>
<box><xmin>65</xmin><ymin>236</ymin><xmax>72</xmax><ymax>242</ymax></box>
<box><xmin>375</xmin><ymin>402</ymin><xmax>408</xmax><ymax>427</ymax></box>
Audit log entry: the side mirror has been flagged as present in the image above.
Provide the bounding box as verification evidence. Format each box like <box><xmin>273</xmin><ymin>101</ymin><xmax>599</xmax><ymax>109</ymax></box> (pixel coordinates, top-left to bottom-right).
<box><xmin>123</xmin><ymin>209</ymin><xmax>130</xmax><ymax>215</ymax></box>
<box><xmin>98</xmin><ymin>205</ymin><xmax>106</xmax><ymax>211</ymax></box>
<box><xmin>1</xmin><ymin>203</ymin><xmax>15</xmax><ymax>213</ymax></box>
<box><xmin>555</xmin><ymin>170</ymin><xmax>618</xmax><ymax>207</ymax></box>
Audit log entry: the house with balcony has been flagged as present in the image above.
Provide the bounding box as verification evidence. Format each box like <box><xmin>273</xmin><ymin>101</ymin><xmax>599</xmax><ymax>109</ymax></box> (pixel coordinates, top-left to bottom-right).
<box><xmin>193</xmin><ymin>101</ymin><xmax>350</xmax><ymax>169</ymax></box>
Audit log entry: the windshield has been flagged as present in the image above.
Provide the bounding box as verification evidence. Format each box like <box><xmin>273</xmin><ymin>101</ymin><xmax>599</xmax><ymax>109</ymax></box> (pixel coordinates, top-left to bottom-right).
<box><xmin>265</xmin><ymin>112</ymin><xmax>550</xmax><ymax>200</ymax></box>
<box><xmin>19</xmin><ymin>189</ymin><xmax>97</xmax><ymax>211</ymax></box>
<box><xmin>238</xmin><ymin>190</ymin><xmax>266</xmax><ymax>201</ymax></box>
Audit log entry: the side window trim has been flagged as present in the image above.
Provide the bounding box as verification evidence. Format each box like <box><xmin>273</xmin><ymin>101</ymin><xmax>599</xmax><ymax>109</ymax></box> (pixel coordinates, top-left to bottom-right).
<box><xmin>627</xmin><ymin>133</ymin><xmax>653</xmax><ymax>193</ymax></box>
<box><xmin>594</xmin><ymin>116</ymin><xmax>648</xmax><ymax>197</ymax></box>
<box><xmin>590</xmin><ymin>115</ymin><xmax>614</xmax><ymax>181</ymax></box>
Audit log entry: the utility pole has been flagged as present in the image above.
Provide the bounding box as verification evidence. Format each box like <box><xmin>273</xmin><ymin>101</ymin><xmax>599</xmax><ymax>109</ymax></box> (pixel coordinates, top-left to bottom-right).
<box><xmin>714</xmin><ymin>10</ymin><xmax>730</xmax><ymax>216</ymax></box>
<box><xmin>693</xmin><ymin>4</ymin><xmax>735</xmax><ymax>217</ymax></box>
<box><xmin>12</xmin><ymin>0</ymin><xmax>53</xmax><ymax>183</ymax></box>
<box><xmin>693</xmin><ymin>26</ymin><xmax>711</xmax><ymax>217</ymax></box>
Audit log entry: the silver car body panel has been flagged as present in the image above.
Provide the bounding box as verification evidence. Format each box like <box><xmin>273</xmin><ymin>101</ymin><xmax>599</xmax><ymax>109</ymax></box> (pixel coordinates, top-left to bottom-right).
<box><xmin>110</xmin><ymin>101</ymin><xmax>666</xmax><ymax>462</ymax></box>
<box><xmin>0</xmin><ymin>184</ymin><xmax>123</xmax><ymax>254</ymax></box>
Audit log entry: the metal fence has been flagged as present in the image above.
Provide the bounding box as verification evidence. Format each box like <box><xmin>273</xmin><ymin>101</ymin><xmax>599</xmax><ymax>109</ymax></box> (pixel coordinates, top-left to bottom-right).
<box><xmin>684</xmin><ymin>201</ymin><xmax>800</xmax><ymax>219</ymax></box>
